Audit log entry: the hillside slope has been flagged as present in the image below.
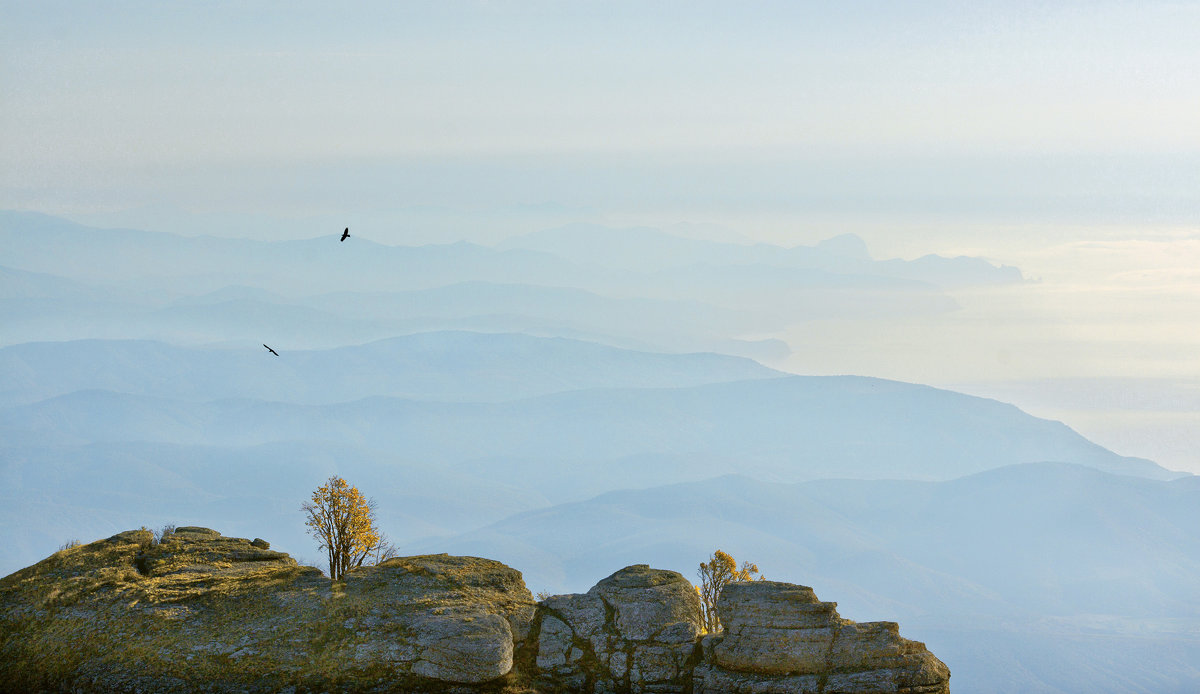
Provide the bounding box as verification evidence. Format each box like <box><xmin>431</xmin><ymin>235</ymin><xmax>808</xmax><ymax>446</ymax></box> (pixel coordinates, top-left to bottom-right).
<box><xmin>407</xmin><ymin>463</ymin><xmax>1200</xmax><ymax>694</ymax></box>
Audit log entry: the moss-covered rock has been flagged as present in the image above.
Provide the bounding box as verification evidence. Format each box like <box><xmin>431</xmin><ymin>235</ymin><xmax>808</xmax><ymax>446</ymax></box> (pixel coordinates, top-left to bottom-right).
<box><xmin>0</xmin><ymin>529</ymin><xmax>537</xmax><ymax>693</ymax></box>
<box><xmin>1</xmin><ymin>530</ymin><xmax>950</xmax><ymax>693</ymax></box>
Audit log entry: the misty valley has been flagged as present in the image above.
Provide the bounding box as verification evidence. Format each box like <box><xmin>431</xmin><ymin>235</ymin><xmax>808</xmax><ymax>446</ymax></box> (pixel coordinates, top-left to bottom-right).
<box><xmin>2</xmin><ymin>211</ymin><xmax>1198</xmax><ymax>693</ymax></box>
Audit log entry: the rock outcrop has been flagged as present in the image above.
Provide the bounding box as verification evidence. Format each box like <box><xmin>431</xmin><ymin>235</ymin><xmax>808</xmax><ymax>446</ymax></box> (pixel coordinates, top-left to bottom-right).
<box><xmin>535</xmin><ymin>564</ymin><xmax>702</xmax><ymax>692</ymax></box>
<box><xmin>694</xmin><ymin>582</ymin><xmax>950</xmax><ymax>693</ymax></box>
<box><xmin>0</xmin><ymin>528</ymin><xmax>949</xmax><ymax>693</ymax></box>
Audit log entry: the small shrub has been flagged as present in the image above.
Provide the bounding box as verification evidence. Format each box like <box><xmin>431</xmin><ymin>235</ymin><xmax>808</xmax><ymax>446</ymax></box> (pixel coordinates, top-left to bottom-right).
<box><xmin>697</xmin><ymin>549</ymin><xmax>763</xmax><ymax>633</ymax></box>
<box><xmin>302</xmin><ymin>475</ymin><xmax>385</xmax><ymax>580</ymax></box>
<box><xmin>57</xmin><ymin>539</ymin><xmax>81</xmax><ymax>552</ymax></box>
<box><xmin>367</xmin><ymin>534</ymin><xmax>399</xmax><ymax>566</ymax></box>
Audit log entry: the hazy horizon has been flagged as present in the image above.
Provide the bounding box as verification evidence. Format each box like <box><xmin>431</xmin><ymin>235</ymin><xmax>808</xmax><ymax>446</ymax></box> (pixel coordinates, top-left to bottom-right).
<box><xmin>4</xmin><ymin>3</ymin><xmax>1198</xmax><ymax>481</ymax></box>
<box><xmin>8</xmin><ymin>205</ymin><xmax>1198</xmax><ymax>475</ymax></box>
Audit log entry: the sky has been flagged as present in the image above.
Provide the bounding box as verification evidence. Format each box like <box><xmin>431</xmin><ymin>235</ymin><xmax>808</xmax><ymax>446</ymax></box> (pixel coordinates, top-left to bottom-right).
<box><xmin>2</xmin><ymin>1</ymin><xmax>1199</xmax><ymax>472</ymax></box>
<box><xmin>4</xmin><ymin>0</ymin><xmax>1199</xmax><ymax>227</ymax></box>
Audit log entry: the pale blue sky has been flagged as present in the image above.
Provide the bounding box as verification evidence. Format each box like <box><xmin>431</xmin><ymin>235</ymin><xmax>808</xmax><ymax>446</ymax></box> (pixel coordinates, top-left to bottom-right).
<box><xmin>3</xmin><ymin>1</ymin><xmax>1198</xmax><ymax>227</ymax></box>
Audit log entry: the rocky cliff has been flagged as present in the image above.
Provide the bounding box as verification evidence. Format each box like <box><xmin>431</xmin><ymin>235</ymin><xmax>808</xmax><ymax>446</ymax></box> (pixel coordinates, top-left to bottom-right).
<box><xmin>0</xmin><ymin>527</ymin><xmax>949</xmax><ymax>693</ymax></box>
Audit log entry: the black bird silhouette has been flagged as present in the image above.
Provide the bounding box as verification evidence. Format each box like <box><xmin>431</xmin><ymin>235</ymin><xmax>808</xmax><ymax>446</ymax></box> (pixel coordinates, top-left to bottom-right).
<box><xmin>340</xmin><ymin>227</ymin><xmax>350</xmax><ymax>242</ymax></box>
<box><xmin>263</xmin><ymin>344</ymin><xmax>279</xmax><ymax>356</ymax></box>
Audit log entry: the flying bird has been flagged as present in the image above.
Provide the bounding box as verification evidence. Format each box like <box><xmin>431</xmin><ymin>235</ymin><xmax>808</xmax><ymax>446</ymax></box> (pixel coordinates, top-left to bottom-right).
<box><xmin>340</xmin><ymin>227</ymin><xmax>350</xmax><ymax>242</ymax></box>
<box><xmin>263</xmin><ymin>344</ymin><xmax>279</xmax><ymax>356</ymax></box>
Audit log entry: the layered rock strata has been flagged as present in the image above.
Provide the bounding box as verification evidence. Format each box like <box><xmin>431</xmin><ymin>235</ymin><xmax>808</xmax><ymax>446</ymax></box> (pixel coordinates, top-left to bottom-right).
<box><xmin>0</xmin><ymin>527</ymin><xmax>949</xmax><ymax>693</ymax></box>
<box><xmin>694</xmin><ymin>582</ymin><xmax>950</xmax><ymax>693</ymax></box>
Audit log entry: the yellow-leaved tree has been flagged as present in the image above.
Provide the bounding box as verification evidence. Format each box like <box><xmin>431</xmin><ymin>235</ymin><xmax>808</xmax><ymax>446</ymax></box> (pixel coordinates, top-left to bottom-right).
<box><xmin>302</xmin><ymin>475</ymin><xmax>386</xmax><ymax>580</ymax></box>
<box><xmin>696</xmin><ymin>549</ymin><xmax>762</xmax><ymax>632</ymax></box>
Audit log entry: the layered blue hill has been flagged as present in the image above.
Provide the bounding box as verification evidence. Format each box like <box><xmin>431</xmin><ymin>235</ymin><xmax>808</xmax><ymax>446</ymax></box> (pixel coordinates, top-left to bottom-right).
<box><xmin>405</xmin><ymin>463</ymin><xmax>1200</xmax><ymax>694</ymax></box>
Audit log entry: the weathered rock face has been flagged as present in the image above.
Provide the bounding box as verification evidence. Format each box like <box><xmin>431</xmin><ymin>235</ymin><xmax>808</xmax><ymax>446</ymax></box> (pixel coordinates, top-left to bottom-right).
<box><xmin>0</xmin><ymin>528</ymin><xmax>950</xmax><ymax>693</ymax></box>
<box><xmin>0</xmin><ymin>527</ymin><xmax>537</xmax><ymax>693</ymax></box>
<box><xmin>343</xmin><ymin>553</ymin><xmax>537</xmax><ymax>685</ymax></box>
<box><xmin>534</xmin><ymin>564</ymin><xmax>702</xmax><ymax>693</ymax></box>
<box><xmin>694</xmin><ymin>581</ymin><xmax>951</xmax><ymax>694</ymax></box>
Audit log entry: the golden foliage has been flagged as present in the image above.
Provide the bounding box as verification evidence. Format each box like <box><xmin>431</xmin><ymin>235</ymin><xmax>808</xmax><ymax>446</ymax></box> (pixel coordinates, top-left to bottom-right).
<box><xmin>302</xmin><ymin>476</ymin><xmax>383</xmax><ymax>580</ymax></box>
<box><xmin>696</xmin><ymin>549</ymin><xmax>762</xmax><ymax>632</ymax></box>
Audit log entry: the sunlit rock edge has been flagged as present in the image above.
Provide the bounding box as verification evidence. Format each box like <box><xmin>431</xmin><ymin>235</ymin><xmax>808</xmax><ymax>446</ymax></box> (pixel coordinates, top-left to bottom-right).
<box><xmin>0</xmin><ymin>527</ymin><xmax>949</xmax><ymax>693</ymax></box>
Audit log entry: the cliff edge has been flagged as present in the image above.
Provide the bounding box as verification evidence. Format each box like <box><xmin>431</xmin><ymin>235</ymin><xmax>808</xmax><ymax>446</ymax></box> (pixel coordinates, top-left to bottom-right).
<box><xmin>0</xmin><ymin>527</ymin><xmax>949</xmax><ymax>693</ymax></box>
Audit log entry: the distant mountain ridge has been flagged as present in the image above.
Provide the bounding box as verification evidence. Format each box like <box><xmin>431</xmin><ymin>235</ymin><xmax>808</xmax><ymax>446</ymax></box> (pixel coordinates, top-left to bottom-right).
<box><xmin>1</xmin><ymin>330</ymin><xmax>1181</xmax><ymax>590</ymax></box>
<box><xmin>0</xmin><ymin>332</ymin><xmax>783</xmax><ymax>406</ymax></box>
<box><xmin>498</xmin><ymin>222</ymin><xmax>1022</xmax><ymax>287</ymax></box>
<box><xmin>0</xmin><ymin>210</ymin><xmax>1021</xmax><ymax>294</ymax></box>
<box><xmin>0</xmin><ymin>210</ymin><xmax>583</xmax><ymax>294</ymax></box>
<box><xmin>405</xmin><ymin>462</ymin><xmax>1200</xmax><ymax>694</ymax></box>
<box><xmin>434</xmin><ymin>462</ymin><xmax>1199</xmax><ymax>612</ymax></box>
<box><xmin>2</xmin><ymin>211</ymin><xmax>996</xmax><ymax>357</ymax></box>
<box><xmin>2</xmin><ymin>372</ymin><xmax>1175</xmax><ymax>483</ymax></box>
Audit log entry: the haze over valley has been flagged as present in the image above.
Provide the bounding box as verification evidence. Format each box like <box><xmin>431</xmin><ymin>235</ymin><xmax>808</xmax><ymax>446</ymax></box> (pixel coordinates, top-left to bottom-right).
<box><xmin>4</xmin><ymin>3</ymin><xmax>1200</xmax><ymax>692</ymax></box>
<box><xmin>3</xmin><ymin>212</ymin><xmax>1198</xmax><ymax>693</ymax></box>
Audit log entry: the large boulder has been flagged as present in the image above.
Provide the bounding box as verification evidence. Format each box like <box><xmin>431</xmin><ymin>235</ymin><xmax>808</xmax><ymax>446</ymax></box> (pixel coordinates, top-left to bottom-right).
<box><xmin>0</xmin><ymin>528</ymin><xmax>537</xmax><ymax>692</ymax></box>
<box><xmin>694</xmin><ymin>581</ymin><xmax>950</xmax><ymax>693</ymax></box>
<box><xmin>344</xmin><ymin>554</ymin><xmax>537</xmax><ymax>684</ymax></box>
<box><xmin>534</xmin><ymin>564</ymin><xmax>702</xmax><ymax>693</ymax></box>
